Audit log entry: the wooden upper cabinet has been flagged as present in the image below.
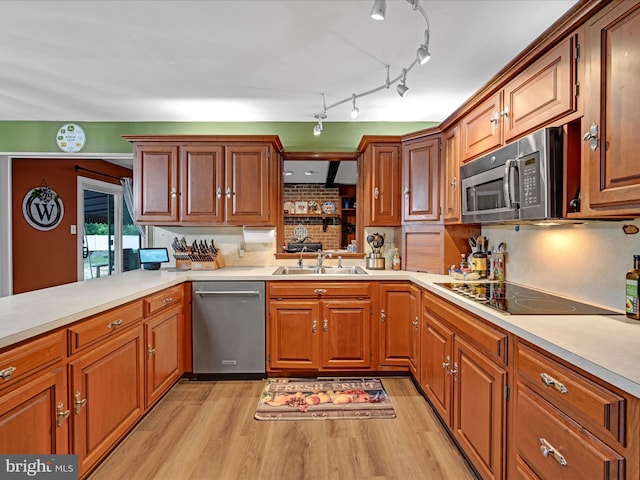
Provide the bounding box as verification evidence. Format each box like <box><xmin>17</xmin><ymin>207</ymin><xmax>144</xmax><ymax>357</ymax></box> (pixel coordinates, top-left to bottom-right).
<box><xmin>503</xmin><ymin>35</ymin><xmax>577</xmax><ymax>143</ymax></box>
<box><xmin>360</xmin><ymin>137</ymin><xmax>402</xmax><ymax>226</ymax></box>
<box><xmin>461</xmin><ymin>91</ymin><xmax>504</xmax><ymax>162</ymax></box>
<box><xmin>125</xmin><ymin>135</ymin><xmax>282</xmax><ymax>226</ymax></box>
<box><xmin>461</xmin><ymin>34</ymin><xmax>578</xmax><ymax>162</ymax></box>
<box><xmin>133</xmin><ymin>144</ymin><xmax>179</xmax><ymax>223</ymax></box>
<box><xmin>402</xmin><ymin>135</ymin><xmax>441</xmax><ymax>222</ymax></box>
<box><xmin>582</xmin><ymin>1</ymin><xmax>640</xmax><ymax>215</ymax></box>
<box><xmin>180</xmin><ymin>145</ymin><xmax>224</xmax><ymax>224</ymax></box>
<box><xmin>225</xmin><ymin>144</ymin><xmax>271</xmax><ymax>225</ymax></box>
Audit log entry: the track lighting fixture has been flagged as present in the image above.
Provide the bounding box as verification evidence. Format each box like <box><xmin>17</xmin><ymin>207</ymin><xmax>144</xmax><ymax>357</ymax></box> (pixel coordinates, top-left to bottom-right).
<box><xmin>311</xmin><ymin>0</ymin><xmax>432</xmax><ymax>131</ymax></box>
<box><xmin>417</xmin><ymin>28</ymin><xmax>431</xmax><ymax>65</ymax></box>
<box><xmin>397</xmin><ymin>69</ymin><xmax>409</xmax><ymax>97</ymax></box>
<box><xmin>350</xmin><ymin>94</ymin><xmax>360</xmax><ymax>119</ymax></box>
<box><xmin>370</xmin><ymin>0</ymin><xmax>386</xmax><ymax>20</ymax></box>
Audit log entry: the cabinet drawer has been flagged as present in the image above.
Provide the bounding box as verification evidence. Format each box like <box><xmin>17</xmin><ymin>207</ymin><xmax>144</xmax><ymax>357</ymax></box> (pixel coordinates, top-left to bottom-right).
<box><xmin>515</xmin><ymin>385</ymin><xmax>623</xmax><ymax>480</ymax></box>
<box><xmin>143</xmin><ymin>285</ymin><xmax>183</xmax><ymax>317</ymax></box>
<box><xmin>269</xmin><ymin>282</ymin><xmax>372</xmax><ymax>299</ymax></box>
<box><xmin>0</xmin><ymin>330</ymin><xmax>65</xmax><ymax>390</ymax></box>
<box><xmin>424</xmin><ymin>291</ymin><xmax>508</xmax><ymax>365</ymax></box>
<box><xmin>517</xmin><ymin>343</ymin><xmax>625</xmax><ymax>445</ymax></box>
<box><xmin>68</xmin><ymin>301</ymin><xmax>143</xmax><ymax>355</ymax></box>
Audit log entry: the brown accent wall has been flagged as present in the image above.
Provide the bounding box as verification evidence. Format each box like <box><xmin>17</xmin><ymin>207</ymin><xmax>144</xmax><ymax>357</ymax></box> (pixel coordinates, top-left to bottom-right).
<box><xmin>11</xmin><ymin>159</ymin><xmax>132</xmax><ymax>294</ymax></box>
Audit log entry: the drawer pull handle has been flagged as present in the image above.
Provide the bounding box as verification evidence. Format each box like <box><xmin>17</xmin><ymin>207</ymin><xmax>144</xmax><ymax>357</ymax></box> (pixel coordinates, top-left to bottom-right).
<box><xmin>541</xmin><ymin>373</ymin><xmax>568</xmax><ymax>394</ymax></box>
<box><xmin>163</xmin><ymin>296</ymin><xmax>173</xmax><ymax>304</ymax></box>
<box><xmin>0</xmin><ymin>366</ymin><xmax>16</xmax><ymax>380</ymax></box>
<box><xmin>74</xmin><ymin>391</ymin><xmax>87</xmax><ymax>414</ymax></box>
<box><xmin>539</xmin><ymin>438</ymin><xmax>567</xmax><ymax>466</ymax></box>
<box><xmin>56</xmin><ymin>402</ymin><xmax>70</xmax><ymax>427</ymax></box>
<box><xmin>449</xmin><ymin>361</ymin><xmax>458</xmax><ymax>380</ymax></box>
<box><xmin>313</xmin><ymin>289</ymin><xmax>327</xmax><ymax>295</ymax></box>
<box><xmin>108</xmin><ymin>319</ymin><xmax>123</xmax><ymax>330</ymax></box>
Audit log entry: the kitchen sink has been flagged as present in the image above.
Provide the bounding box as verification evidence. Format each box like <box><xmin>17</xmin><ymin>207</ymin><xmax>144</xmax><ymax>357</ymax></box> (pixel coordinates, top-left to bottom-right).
<box><xmin>272</xmin><ymin>266</ymin><xmax>367</xmax><ymax>275</ymax></box>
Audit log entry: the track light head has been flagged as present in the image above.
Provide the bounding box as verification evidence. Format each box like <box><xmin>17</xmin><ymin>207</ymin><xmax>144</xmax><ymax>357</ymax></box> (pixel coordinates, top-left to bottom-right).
<box><xmin>370</xmin><ymin>0</ymin><xmax>386</xmax><ymax>20</ymax></box>
<box><xmin>397</xmin><ymin>68</ymin><xmax>408</xmax><ymax>97</ymax></box>
<box><xmin>350</xmin><ymin>94</ymin><xmax>360</xmax><ymax>119</ymax></box>
<box><xmin>313</xmin><ymin>123</ymin><xmax>322</xmax><ymax>136</ymax></box>
<box><xmin>313</xmin><ymin>111</ymin><xmax>326</xmax><ymax>135</ymax></box>
<box><xmin>417</xmin><ymin>44</ymin><xmax>431</xmax><ymax>65</ymax></box>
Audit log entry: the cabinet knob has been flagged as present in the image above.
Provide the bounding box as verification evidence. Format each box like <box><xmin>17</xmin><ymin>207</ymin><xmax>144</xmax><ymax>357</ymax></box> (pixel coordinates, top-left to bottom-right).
<box><xmin>404</xmin><ymin>187</ymin><xmax>410</xmax><ymax>197</ymax></box>
<box><xmin>56</xmin><ymin>402</ymin><xmax>70</xmax><ymax>427</ymax></box>
<box><xmin>148</xmin><ymin>345</ymin><xmax>156</xmax><ymax>357</ymax></box>
<box><xmin>171</xmin><ymin>189</ymin><xmax>177</xmax><ymax>198</ymax></box>
<box><xmin>313</xmin><ymin>289</ymin><xmax>327</xmax><ymax>295</ymax></box>
<box><xmin>449</xmin><ymin>361</ymin><xmax>458</xmax><ymax>380</ymax></box>
<box><xmin>163</xmin><ymin>296</ymin><xmax>173</xmax><ymax>304</ymax></box>
<box><xmin>442</xmin><ymin>355</ymin><xmax>450</xmax><ymax>370</ymax></box>
<box><xmin>539</xmin><ymin>438</ymin><xmax>567</xmax><ymax>466</ymax></box>
<box><xmin>380</xmin><ymin>309</ymin><xmax>386</xmax><ymax>322</ymax></box>
<box><xmin>583</xmin><ymin>122</ymin><xmax>599</xmax><ymax>151</ymax></box>
<box><xmin>450</xmin><ymin>177</ymin><xmax>457</xmax><ymax>191</ymax></box>
<box><xmin>216</xmin><ymin>187</ymin><xmax>222</xmax><ymax>199</ymax></box>
<box><xmin>500</xmin><ymin>104</ymin><xmax>510</xmax><ymax>123</ymax></box>
<box><xmin>312</xmin><ymin>319</ymin><xmax>317</xmax><ymax>333</ymax></box>
<box><xmin>374</xmin><ymin>187</ymin><xmax>379</xmax><ymax>200</ymax></box>
<box><xmin>489</xmin><ymin>112</ymin><xmax>499</xmax><ymax>135</ymax></box>
<box><xmin>226</xmin><ymin>187</ymin><xmax>232</xmax><ymax>199</ymax></box>
<box><xmin>74</xmin><ymin>391</ymin><xmax>87</xmax><ymax>415</ymax></box>
<box><xmin>323</xmin><ymin>319</ymin><xmax>328</xmax><ymax>332</ymax></box>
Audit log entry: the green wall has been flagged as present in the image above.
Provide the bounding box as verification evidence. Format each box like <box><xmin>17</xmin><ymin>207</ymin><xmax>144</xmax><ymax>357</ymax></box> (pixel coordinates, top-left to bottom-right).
<box><xmin>0</xmin><ymin>121</ymin><xmax>438</xmax><ymax>154</ymax></box>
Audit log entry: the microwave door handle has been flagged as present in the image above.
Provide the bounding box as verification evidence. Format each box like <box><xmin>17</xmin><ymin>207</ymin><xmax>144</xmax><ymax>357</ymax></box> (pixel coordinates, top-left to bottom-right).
<box><xmin>503</xmin><ymin>159</ymin><xmax>516</xmax><ymax>208</ymax></box>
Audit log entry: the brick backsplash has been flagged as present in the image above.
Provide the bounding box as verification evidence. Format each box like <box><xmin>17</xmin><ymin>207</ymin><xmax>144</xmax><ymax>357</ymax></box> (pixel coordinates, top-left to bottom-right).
<box><xmin>284</xmin><ymin>184</ymin><xmax>342</xmax><ymax>250</ymax></box>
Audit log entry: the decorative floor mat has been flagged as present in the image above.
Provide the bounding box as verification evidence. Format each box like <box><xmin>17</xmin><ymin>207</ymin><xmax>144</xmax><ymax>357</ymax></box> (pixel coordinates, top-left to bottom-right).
<box><xmin>254</xmin><ymin>377</ymin><xmax>396</xmax><ymax>420</ymax></box>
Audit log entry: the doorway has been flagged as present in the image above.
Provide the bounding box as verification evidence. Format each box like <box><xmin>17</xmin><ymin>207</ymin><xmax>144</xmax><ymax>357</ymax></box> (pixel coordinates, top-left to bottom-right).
<box><xmin>77</xmin><ymin>177</ymin><xmax>141</xmax><ymax>281</ymax></box>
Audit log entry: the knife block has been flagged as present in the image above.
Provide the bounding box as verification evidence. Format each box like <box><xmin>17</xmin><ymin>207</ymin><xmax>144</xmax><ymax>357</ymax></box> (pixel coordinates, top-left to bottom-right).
<box><xmin>173</xmin><ymin>250</ymin><xmax>225</xmax><ymax>270</ymax></box>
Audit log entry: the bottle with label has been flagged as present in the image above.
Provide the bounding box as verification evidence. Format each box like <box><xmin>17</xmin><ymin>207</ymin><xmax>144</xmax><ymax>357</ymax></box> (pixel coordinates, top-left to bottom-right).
<box><xmin>392</xmin><ymin>248</ymin><xmax>401</xmax><ymax>270</ymax></box>
<box><xmin>472</xmin><ymin>245</ymin><xmax>488</xmax><ymax>278</ymax></box>
<box><xmin>625</xmin><ymin>255</ymin><xmax>640</xmax><ymax>320</ymax></box>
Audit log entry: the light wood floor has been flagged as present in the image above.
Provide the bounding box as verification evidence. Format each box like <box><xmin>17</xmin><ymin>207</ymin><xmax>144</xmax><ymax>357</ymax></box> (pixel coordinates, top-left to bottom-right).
<box><xmin>88</xmin><ymin>377</ymin><xmax>477</xmax><ymax>480</ymax></box>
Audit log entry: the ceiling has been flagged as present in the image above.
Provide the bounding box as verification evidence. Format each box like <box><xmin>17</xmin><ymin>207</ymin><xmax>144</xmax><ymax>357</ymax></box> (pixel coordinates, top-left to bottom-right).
<box><xmin>1</xmin><ymin>0</ymin><xmax>578</xmax><ymax>124</ymax></box>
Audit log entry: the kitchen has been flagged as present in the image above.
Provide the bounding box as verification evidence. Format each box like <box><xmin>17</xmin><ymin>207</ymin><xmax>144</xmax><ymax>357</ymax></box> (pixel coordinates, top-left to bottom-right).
<box><xmin>2</xmin><ymin>1</ymin><xmax>640</xmax><ymax>479</ymax></box>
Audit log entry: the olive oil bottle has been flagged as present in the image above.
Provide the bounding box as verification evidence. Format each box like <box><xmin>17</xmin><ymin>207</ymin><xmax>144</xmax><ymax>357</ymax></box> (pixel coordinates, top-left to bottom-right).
<box><xmin>626</xmin><ymin>255</ymin><xmax>640</xmax><ymax>320</ymax></box>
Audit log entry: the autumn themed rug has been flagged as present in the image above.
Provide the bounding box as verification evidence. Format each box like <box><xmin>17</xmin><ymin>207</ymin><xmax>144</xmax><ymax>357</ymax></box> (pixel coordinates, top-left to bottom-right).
<box><xmin>254</xmin><ymin>377</ymin><xmax>395</xmax><ymax>420</ymax></box>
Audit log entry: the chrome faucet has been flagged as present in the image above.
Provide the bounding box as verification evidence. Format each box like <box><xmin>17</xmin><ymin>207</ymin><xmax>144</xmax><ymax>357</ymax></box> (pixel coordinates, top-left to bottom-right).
<box><xmin>297</xmin><ymin>246</ymin><xmax>307</xmax><ymax>268</ymax></box>
<box><xmin>316</xmin><ymin>251</ymin><xmax>332</xmax><ymax>268</ymax></box>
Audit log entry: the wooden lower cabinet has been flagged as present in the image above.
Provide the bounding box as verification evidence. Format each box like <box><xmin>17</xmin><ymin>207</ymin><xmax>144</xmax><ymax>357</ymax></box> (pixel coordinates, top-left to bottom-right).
<box><xmin>267</xmin><ymin>282</ymin><xmax>372</xmax><ymax>372</ymax></box>
<box><xmin>268</xmin><ymin>298</ymin><xmax>372</xmax><ymax>372</ymax></box>
<box><xmin>69</xmin><ymin>325</ymin><xmax>145</xmax><ymax>477</ymax></box>
<box><xmin>0</xmin><ymin>366</ymin><xmax>68</xmax><ymax>454</ymax></box>
<box><xmin>421</xmin><ymin>291</ymin><xmax>508</xmax><ymax>480</ymax></box>
<box><xmin>378</xmin><ymin>283</ymin><xmax>420</xmax><ymax>375</ymax></box>
<box><xmin>145</xmin><ymin>304</ymin><xmax>183</xmax><ymax>408</ymax></box>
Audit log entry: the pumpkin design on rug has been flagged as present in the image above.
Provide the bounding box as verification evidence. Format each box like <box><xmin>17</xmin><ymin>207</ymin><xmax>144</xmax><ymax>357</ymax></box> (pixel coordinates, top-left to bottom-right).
<box><xmin>255</xmin><ymin>377</ymin><xmax>396</xmax><ymax>420</ymax></box>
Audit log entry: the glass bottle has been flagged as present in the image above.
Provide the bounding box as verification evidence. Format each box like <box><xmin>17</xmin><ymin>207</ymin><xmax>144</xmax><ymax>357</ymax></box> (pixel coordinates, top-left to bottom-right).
<box><xmin>472</xmin><ymin>244</ymin><xmax>488</xmax><ymax>278</ymax></box>
<box><xmin>626</xmin><ymin>255</ymin><xmax>640</xmax><ymax>320</ymax></box>
<box><xmin>392</xmin><ymin>248</ymin><xmax>401</xmax><ymax>270</ymax></box>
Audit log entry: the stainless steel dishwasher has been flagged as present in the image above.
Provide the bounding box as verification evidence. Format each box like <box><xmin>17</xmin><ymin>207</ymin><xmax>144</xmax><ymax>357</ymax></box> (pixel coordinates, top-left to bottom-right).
<box><xmin>191</xmin><ymin>281</ymin><xmax>265</xmax><ymax>379</ymax></box>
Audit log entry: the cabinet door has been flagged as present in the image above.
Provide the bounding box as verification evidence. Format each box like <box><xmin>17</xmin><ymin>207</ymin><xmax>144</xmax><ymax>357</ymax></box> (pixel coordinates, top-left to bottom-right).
<box><xmin>379</xmin><ymin>283</ymin><xmax>419</xmax><ymax>368</ymax></box>
<box><xmin>133</xmin><ymin>144</ymin><xmax>179</xmax><ymax>223</ymax></box>
<box><xmin>452</xmin><ymin>335</ymin><xmax>507</xmax><ymax>480</ymax></box>
<box><xmin>145</xmin><ymin>306</ymin><xmax>183</xmax><ymax>409</ymax></box>
<box><xmin>0</xmin><ymin>367</ymin><xmax>68</xmax><ymax>454</ymax></box>
<box><xmin>268</xmin><ymin>300</ymin><xmax>320</xmax><ymax>370</ymax></box>
<box><xmin>583</xmin><ymin>2</ymin><xmax>640</xmax><ymax>214</ymax></box>
<box><xmin>402</xmin><ymin>137</ymin><xmax>440</xmax><ymax>222</ymax></box>
<box><xmin>461</xmin><ymin>91</ymin><xmax>503</xmax><ymax>162</ymax></box>
<box><xmin>443</xmin><ymin>126</ymin><xmax>461</xmax><ymax>222</ymax></box>
<box><xmin>225</xmin><ymin>144</ymin><xmax>272</xmax><ymax>225</ymax></box>
<box><xmin>503</xmin><ymin>36</ymin><xmax>576</xmax><ymax>143</ymax></box>
<box><xmin>69</xmin><ymin>326</ymin><xmax>144</xmax><ymax>477</ymax></box>
<box><xmin>321</xmin><ymin>299</ymin><xmax>371</xmax><ymax>369</ymax></box>
<box><xmin>420</xmin><ymin>310</ymin><xmax>454</xmax><ymax>426</ymax></box>
<box><xmin>369</xmin><ymin>144</ymin><xmax>401</xmax><ymax>226</ymax></box>
<box><xmin>180</xmin><ymin>145</ymin><xmax>224</xmax><ymax>224</ymax></box>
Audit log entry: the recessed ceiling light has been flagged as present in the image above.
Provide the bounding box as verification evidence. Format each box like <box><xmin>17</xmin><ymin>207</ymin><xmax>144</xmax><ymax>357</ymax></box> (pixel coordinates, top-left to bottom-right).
<box><xmin>283</xmin><ymin>171</ymin><xmax>293</xmax><ymax>176</ymax></box>
<box><xmin>304</xmin><ymin>170</ymin><xmax>315</xmax><ymax>176</ymax></box>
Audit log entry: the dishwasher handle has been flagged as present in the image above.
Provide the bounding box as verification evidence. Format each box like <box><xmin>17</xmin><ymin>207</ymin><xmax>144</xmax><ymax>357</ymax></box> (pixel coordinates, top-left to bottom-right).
<box><xmin>194</xmin><ymin>290</ymin><xmax>261</xmax><ymax>296</ymax></box>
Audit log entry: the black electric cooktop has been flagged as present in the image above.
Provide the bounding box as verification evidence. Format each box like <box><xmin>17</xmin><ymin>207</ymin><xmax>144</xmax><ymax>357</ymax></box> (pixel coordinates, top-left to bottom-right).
<box><xmin>435</xmin><ymin>282</ymin><xmax>622</xmax><ymax>316</ymax></box>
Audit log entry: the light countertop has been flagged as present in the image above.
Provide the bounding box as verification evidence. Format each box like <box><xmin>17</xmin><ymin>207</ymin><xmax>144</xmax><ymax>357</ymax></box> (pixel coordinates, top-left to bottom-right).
<box><xmin>1</xmin><ymin>266</ymin><xmax>637</xmax><ymax>398</ymax></box>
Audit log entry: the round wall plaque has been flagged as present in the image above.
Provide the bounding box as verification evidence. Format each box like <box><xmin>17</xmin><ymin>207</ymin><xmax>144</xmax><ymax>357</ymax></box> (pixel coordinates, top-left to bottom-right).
<box><xmin>56</xmin><ymin>123</ymin><xmax>86</xmax><ymax>152</ymax></box>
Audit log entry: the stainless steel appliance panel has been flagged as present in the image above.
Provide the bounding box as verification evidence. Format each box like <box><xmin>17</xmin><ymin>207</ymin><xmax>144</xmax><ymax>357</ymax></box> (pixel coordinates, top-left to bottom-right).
<box><xmin>192</xmin><ymin>281</ymin><xmax>266</xmax><ymax>375</ymax></box>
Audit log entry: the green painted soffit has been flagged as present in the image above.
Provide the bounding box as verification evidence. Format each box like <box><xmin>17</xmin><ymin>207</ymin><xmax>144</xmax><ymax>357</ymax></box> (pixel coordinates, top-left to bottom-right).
<box><xmin>0</xmin><ymin>121</ymin><xmax>439</xmax><ymax>154</ymax></box>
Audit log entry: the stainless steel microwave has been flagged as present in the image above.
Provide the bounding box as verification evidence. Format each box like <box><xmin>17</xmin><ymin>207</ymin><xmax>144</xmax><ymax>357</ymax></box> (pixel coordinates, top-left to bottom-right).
<box><xmin>460</xmin><ymin>127</ymin><xmax>563</xmax><ymax>224</ymax></box>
